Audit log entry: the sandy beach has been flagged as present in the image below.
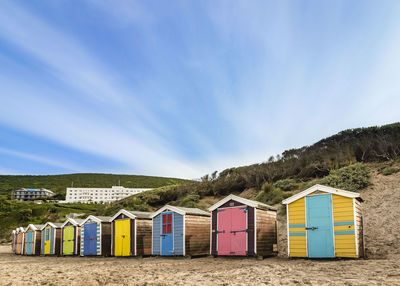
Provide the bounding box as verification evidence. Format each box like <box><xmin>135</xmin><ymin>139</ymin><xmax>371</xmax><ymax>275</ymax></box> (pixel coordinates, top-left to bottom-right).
<box><xmin>1</xmin><ymin>244</ymin><xmax>399</xmax><ymax>286</ymax></box>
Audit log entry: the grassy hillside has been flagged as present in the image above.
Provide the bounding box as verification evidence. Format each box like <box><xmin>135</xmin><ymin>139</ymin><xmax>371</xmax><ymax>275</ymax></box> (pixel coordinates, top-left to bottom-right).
<box><xmin>0</xmin><ymin>173</ymin><xmax>190</xmax><ymax>199</ymax></box>
<box><xmin>0</xmin><ymin>173</ymin><xmax>190</xmax><ymax>241</ymax></box>
<box><xmin>0</xmin><ymin>198</ymin><xmax>99</xmax><ymax>242</ymax></box>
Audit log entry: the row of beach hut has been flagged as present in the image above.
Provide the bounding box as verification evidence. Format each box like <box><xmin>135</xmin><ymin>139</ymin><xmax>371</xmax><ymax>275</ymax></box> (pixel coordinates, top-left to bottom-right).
<box><xmin>12</xmin><ymin>184</ymin><xmax>364</xmax><ymax>258</ymax></box>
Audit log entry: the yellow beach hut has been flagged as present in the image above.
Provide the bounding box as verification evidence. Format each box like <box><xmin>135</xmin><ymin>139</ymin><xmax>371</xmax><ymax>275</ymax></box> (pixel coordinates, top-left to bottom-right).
<box><xmin>282</xmin><ymin>184</ymin><xmax>364</xmax><ymax>258</ymax></box>
<box><xmin>110</xmin><ymin>209</ymin><xmax>153</xmax><ymax>257</ymax></box>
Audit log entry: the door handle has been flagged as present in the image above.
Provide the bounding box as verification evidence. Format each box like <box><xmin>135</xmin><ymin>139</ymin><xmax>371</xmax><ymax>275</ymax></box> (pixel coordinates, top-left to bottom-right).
<box><xmin>305</xmin><ymin>227</ymin><xmax>318</xmax><ymax>230</ymax></box>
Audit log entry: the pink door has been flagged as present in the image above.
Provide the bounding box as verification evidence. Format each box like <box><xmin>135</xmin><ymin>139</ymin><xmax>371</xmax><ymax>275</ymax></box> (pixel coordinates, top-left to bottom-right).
<box><xmin>217</xmin><ymin>206</ymin><xmax>247</xmax><ymax>255</ymax></box>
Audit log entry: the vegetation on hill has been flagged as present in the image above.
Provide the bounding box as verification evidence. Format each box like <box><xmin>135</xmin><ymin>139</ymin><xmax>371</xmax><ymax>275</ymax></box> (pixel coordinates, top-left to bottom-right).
<box><xmin>98</xmin><ymin>123</ymin><xmax>399</xmax><ymax>215</ymax></box>
<box><xmin>97</xmin><ymin>163</ymin><xmax>372</xmax><ymax>215</ymax></box>
<box><xmin>0</xmin><ymin>197</ymin><xmax>98</xmax><ymax>241</ymax></box>
<box><xmin>0</xmin><ymin>173</ymin><xmax>190</xmax><ymax>199</ymax></box>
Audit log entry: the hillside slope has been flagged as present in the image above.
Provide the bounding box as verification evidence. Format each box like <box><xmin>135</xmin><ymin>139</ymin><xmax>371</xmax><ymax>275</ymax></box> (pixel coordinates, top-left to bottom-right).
<box><xmin>98</xmin><ymin>122</ymin><xmax>400</xmax><ymax>215</ymax></box>
<box><xmin>0</xmin><ymin>173</ymin><xmax>190</xmax><ymax>198</ymax></box>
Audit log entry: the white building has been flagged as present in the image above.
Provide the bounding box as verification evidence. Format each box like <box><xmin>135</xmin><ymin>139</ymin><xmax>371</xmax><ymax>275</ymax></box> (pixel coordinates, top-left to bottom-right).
<box><xmin>65</xmin><ymin>186</ymin><xmax>153</xmax><ymax>204</ymax></box>
<box><xmin>13</xmin><ymin>188</ymin><xmax>54</xmax><ymax>201</ymax></box>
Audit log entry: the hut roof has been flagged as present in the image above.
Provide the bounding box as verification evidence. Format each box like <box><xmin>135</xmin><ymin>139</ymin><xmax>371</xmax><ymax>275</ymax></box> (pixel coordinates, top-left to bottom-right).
<box><xmin>282</xmin><ymin>184</ymin><xmax>363</xmax><ymax>205</ymax></box>
<box><xmin>208</xmin><ymin>194</ymin><xmax>277</xmax><ymax>211</ymax></box>
<box><xmin>110</xmin><ymin>209</ymin><xmax>153</xmax><ymax>221</ymax></box>
<box><xmin>80</xmin><ymin>215</ymin><xmax>112</xmax><ymax>225</ymax></box>
<box><xmin>61</xmin><ymin>218</ymin><xmax>85</xmax><ymax>228</ymax></box>
<box><xmin>27</xmin><ymin>224</ymin><xmax>45</xmax><ymax>231</ymax></box>
<box><xmin>40</xmin><ymin>222</ymin><xmax>63</xmax><ymax>230</ymax></box>
<box><xmin>151</xmin><ymin>205</ymin><xmax>210</xmax><ymax>218</ymax></box>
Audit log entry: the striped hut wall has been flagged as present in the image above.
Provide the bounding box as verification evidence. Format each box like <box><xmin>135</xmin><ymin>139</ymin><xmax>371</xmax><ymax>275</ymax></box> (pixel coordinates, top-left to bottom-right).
<box><xmin>50</xmin><ymin>227</ymin><xmax>55</xmax><ymax>255</ymax></box>
<box><xmin>131</xmin><ymin>219</ymin><xmax>135</xmax><ymax>256</ymax></box>
<box><xmin>354</xmin><ymin>199</ymin><xmax>364</xmax><ymax>257</ymax></box>
<box><xmin>96</xmin><ymin>222</ymin><xmax>101</xmax><ymax>255</ymax></box>
<box><xmin>152</xmin><ymin>214</ymin><xmax>161</xmax><ymax>255</ymax></box>
<box><xmin>184</xmin><ymin>214</ymin><xmax>210</xmax><ymax>256</ymax></box>
<box><xmin>173</xmin><ymin>213</ymin><xmax>184</xmax><ymax>255</ymax></box>
<box><xmin>41</xmin><ymin>231</ymin><xmax>45</xmax><ymax>255</ymax></box>
<box><xmin>332</xmin><ymin>194</ymin><xmax>357</xmax><ymax>258</ymax></box>
<box><xmin>80</xmin><ymin>225</ymin><xmax>84</xmax><ymax>256</ymax></box>
<box><xmin>287</xmin><ymin>198</ymin><xmax>307</xmax><ymax>257</ymax></box>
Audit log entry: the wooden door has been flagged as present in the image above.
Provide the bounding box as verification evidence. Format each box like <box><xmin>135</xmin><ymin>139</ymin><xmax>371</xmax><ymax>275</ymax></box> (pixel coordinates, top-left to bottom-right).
<box><xmin>44</xmin><ymin>227</ymin><xmax>51</xmax><ymax>254</ymax></box>
<box><xmin>115</xmin><ymin>219</ymin><xmax>131</xmax><ymax>256</ymax></box>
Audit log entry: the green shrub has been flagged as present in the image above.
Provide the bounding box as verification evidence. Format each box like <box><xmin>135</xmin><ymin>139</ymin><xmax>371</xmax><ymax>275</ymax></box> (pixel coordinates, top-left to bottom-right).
<box><xmin>273</xmin><ymin>179</ymin><xmax>299</xmax><ymax>191</ymax></box>
<box><xmin>255</xmin><ymin>183</ymin><xmax>292</xmax><ymax>205</ymax></box>
<box><xmin>319</xmin><ymin>163</ymin><xmax>370</xmax><ymax>192</ymax></box>
<box><xmin>178</xmin><ymin>194</ymin><xmax>200</xmax><ymax>208</ymax></box>
<box><xmin>380</xmin><ymin>167</ymin><xmax>399</xmax><ymax>176</ymax></box>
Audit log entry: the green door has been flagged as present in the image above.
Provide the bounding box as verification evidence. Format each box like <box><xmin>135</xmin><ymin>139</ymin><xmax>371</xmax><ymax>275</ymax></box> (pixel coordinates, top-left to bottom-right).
<box><xmin>63</xmin><ymin>226</ymin><xmax>74</xmax><ymax>255</ymax></box>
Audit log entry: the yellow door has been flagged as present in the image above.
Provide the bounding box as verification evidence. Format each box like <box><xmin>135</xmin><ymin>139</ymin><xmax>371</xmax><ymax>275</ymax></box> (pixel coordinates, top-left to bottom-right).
<box><xmin>115</xmin><ymin>219</ymin><xmax>130</xmax><ymax>256</ymax></box>
<box><xmin>44</xmin><ymin>227</ymin><xmax>51</xmax><ymax>254</ymax></box>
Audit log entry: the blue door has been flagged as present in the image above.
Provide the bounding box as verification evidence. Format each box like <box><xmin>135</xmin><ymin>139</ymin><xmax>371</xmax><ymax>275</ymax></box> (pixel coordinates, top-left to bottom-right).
<box><xmin>306</xmin><ymin>194</ymin><xmax>334</xmax><ymax>258</ymax></box>
<box><xmin>161</xmin><ymin>212</ymin><xmax>173</xmax><ymax>256</ymax></box>
<box><xmin>26</xmin><ymin>231</ymin><xmax>33</xmax><ymax>255</ymax></box>
<box><xmin>84</xmin><ymin>223</ymin><xmax>97</xmax><ymax>255</ymax></box>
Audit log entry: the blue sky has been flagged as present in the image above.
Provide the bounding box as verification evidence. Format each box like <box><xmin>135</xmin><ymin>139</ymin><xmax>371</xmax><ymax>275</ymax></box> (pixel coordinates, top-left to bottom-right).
<box><xmin>0</xmin><ymin>1</ymin><xmax>399</xmax><ymax>178</ymax></box>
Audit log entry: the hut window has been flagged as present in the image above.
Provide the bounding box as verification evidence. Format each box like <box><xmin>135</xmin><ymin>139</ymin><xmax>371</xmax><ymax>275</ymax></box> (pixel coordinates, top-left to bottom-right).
<box><xmin>162</xmin><ymin>213</ymin><xmax>172</xmax><ymax>234</ymax></box>
<box><xmin>46</xmin><ymin>228</ymin><xmax>49</xmax><ymax>240</ymax></box>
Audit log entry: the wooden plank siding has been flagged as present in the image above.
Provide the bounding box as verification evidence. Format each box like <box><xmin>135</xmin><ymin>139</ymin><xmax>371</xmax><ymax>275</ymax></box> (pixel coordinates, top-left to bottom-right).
<box><xmin>184</xmin><ymin>215</ymin><xmax>210</xmax><ymax>256</ymax></box>
<box><xmin>287</xmin><ymin>197</ymin><xmax>307</xmax><ymax>257</ymax></box>
<box><xmin>55</xmin><ymin>228</ymin><xmax>62</xmax><ymax>256</ymax></box>
<box><xmin>101</xmin><ymin>223</ymin><xmax>112</xmax><ymax>256</ymax></box>
<box><xmin>35</xmin><ymin>230</ymin><xmax>42</xmax><ymax>255</ymax></box>
<box><xmin>332</xmin><ymin>195</ymin><xmax>357</xmax><ymax>258</ymax></box>
<box><xmin>136</xmin><ymin>219</ymin><xmax>152</xmax><ymax>255</ymax></box>
<box><xmin>354</xmin><ymin>199</ymin><xmax>364</xmax><ymax>257</ymax></box>
<box><xmin>255</xmin><ymin>209</ymin><xmax>277</xmax><ymax>256</ymax></box>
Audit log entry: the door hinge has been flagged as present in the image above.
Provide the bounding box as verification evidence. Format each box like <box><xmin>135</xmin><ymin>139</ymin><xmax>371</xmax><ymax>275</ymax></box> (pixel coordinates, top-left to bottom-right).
<box><xmin>216</xmin><ymin>230</ymin><xmax>225</xmax><ymax>234</ymax></box>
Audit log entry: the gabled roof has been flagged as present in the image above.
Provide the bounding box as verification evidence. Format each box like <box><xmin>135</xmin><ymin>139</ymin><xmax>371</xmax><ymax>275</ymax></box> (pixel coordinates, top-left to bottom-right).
<box><xmin>40</xmin><ymin>222</ymin><xmax>63</xmax><ymax>230</ymax></box>
<box><xmin>151</xmin><ymin>205</ymin><xmax>210</xmax><ymax>218</ymax></box>
<box><xmin>110</xmin><ymin>209</ymin><xmax>153</xmax><ymax>221</ymax></box>
<box><xmin>80</xmin><ymin>215</ymin><xmax>112</xmax><ymax>225</ymax></box>
<box><xmin>26</xmin><ymin>224</ymin><xmax>45</xmax><ymax>231</ymax></box>
<box><xmin>282</xmin><ymin>184</ymin><xmax>362</xmax><ymax>205</ymax></box>
<box><xmin>208</xmin><ymin>194</ymin><xmax>277</xmax><ymax>211</ymax></box>
<box><xmin>61</xmin><ymin>218</ymin><xmax>85</xmax><ymax>228</ymax></box>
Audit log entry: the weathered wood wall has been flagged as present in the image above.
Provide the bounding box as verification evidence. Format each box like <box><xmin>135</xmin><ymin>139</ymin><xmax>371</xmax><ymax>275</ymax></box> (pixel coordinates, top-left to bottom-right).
<box><xmin>355</xmin><ymin>199</ymin><xmax>364</xmax><ymax>258</ymax></box>
<box><xmin>35</xmin><ymin>230</ymin><xmax>42</xmax><ymax>255</ymax></box>
<box><xmin>55</xmin><ymin>228</ymin><xmax>62</xmax><ymax>256</ymax></box>
<box><xmin>256</xmin><ymin>208</ymin><xmax>277</xmax><ymax>256</ymax></box>
<box><xmin>185</xmin><ymin>214</ymin><xmax>210</xmax><ymax>256</ymax></box>
<box><xmin>101</xmin><ymin>223</ymin><xmax>112</xmax><ymax>256</ymax></box>
<box><xmin>136</xmin><ymin>219</ymin><xmax>152</xmax><ymax>255</ymax></box>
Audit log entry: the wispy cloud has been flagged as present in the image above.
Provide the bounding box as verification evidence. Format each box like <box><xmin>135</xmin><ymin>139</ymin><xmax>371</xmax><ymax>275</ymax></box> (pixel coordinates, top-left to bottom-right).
<box><xmin>0</xmin><ymin>1</ymin><xmax>399</xmax><ymax>178</ymax></box>
<box><xmin>0</xmin><ymin>147</ymin><xmax>82</xmax><ymax>172</ymax></box>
